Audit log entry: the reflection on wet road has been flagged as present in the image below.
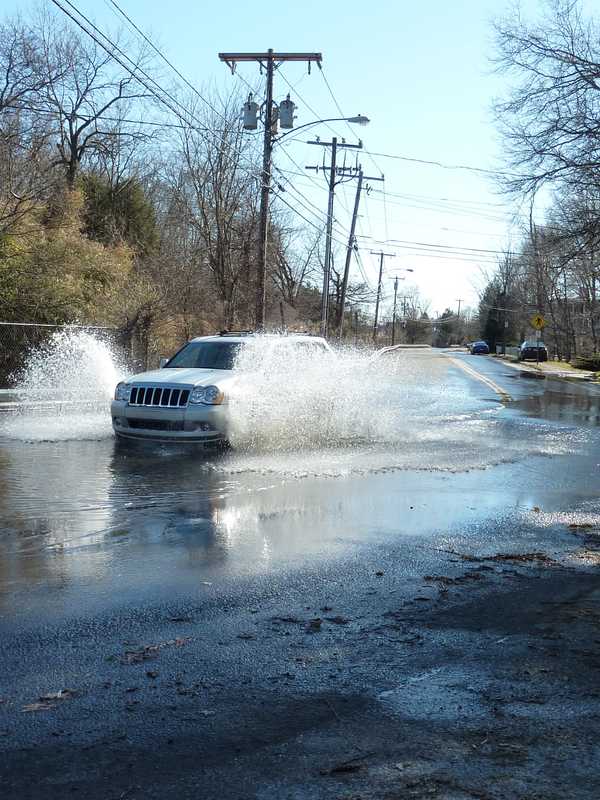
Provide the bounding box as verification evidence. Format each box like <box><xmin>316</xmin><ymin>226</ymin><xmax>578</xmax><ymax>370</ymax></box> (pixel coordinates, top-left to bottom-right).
<box><xmin>1</xmin><ymin>349</ymin><xmax>599</xmax><ymax>623</ymax></box>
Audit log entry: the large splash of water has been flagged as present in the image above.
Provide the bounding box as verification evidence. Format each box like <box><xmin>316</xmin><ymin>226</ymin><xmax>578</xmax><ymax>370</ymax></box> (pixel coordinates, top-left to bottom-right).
<box><xmin>215</xmin><ymin>339</ymin><xmax>584</xmax><ymax>475</ymax></box>
<box><xmin>226</xmin><ymin>340</ymin><xmax>480</xmax><ymax>451</ymax></box>
<box><xmin>1</xmin><ymin>329</ymin><xmax>127</xmax><ymax>441</ymax></box>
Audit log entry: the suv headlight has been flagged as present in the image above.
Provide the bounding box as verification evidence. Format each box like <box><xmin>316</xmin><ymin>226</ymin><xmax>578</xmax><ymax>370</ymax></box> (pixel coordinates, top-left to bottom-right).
<box><xmin>189</xmin><ymin>385</ymin><xmax>224</xmax><ymax>405</ymax></box>
<box><xmin>114</xmin><ymin>382</ymin><xmax>131</xmax><ymax>402</ymax></box>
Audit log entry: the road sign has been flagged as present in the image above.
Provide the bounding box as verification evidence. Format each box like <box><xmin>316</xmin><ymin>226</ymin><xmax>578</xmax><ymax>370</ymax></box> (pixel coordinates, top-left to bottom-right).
<box><xmin>531</xmin><ymin>313</ymin><xmax>545</xmax><ymax>330</ymax></box>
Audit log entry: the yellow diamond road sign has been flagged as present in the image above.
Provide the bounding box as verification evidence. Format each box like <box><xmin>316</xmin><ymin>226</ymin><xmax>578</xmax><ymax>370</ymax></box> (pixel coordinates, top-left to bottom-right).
<box><xmin>531</xmin><ymin>314</ymin><xmax>545</xmax><ymax>330</ymax></box>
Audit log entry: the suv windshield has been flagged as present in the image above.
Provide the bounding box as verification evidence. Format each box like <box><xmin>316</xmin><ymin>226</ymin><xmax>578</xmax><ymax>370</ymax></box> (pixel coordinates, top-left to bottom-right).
<box><xmin>165</xmin><ymin>341</ymin><xmax>242</xmax><ymax>370</ymax></box>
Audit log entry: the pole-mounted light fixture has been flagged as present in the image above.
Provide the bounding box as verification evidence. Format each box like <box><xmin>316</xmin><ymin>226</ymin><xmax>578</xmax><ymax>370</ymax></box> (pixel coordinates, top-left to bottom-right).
<box><xmin>275</xmin><ymin>115</ymin><xmax>370</xmax><ymax>142</ymax></box>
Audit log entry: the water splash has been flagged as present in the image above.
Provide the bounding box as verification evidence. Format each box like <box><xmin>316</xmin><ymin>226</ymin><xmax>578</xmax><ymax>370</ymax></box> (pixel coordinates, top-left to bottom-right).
<box><xmin>1</xmin><ymin>329</ymin><xmax>127</xmax><ymax>441</ymax></box>
<box><xmin>226</xmin><ymin>340</ymin><xmax>486</xmax><ymax>452</ymax></box>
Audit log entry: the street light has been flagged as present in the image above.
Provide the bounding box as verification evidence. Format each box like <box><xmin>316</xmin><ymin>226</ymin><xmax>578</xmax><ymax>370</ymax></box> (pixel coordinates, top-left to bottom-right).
<box><xmin>275</xmin><ymin>115</ymin><xmax>370</xmax><ymax>143</ymax></box>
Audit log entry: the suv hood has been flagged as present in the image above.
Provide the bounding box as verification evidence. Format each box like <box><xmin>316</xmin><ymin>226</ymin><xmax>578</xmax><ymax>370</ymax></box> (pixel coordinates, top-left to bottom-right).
<box><xmin>125</xmin><ymin>368</ymin><xmax>231</xmax><ymax>387</ymax></box>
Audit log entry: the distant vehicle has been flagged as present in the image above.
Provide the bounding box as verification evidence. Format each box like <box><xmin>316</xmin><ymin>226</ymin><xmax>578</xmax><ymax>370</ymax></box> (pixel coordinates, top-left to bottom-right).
<box><xmin>470</xmin><ymin>341</ymin><xmax>489</xmax><ymax>355</ymax></box>
<box><xmin>111</xmin><ymin>332</ymin><xmax>333</xmax><ymax>444</ymax></box>
<box><xmin>519</xmin><ymin>340</ymin><xmax>548</xmax><ymax>362</ymax></box>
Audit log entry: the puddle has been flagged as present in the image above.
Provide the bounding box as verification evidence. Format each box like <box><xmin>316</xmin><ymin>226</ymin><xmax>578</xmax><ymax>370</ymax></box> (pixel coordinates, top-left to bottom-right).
<box><xmin>511</xmin><ymin>387</ymin><xmax>600</xmax><ymax>427</ymax></box>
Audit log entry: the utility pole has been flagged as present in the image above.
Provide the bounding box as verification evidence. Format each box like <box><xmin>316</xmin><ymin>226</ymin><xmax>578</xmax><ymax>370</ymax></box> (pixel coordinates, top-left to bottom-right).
<box><xmin>338</xmin><ymin>167</ymin><xmax>361</xmax><ymax>337</ymax></box>
<box><xmin>257</xmin><ymin>51</ymin><xmax>274</xmax><ymax>331</ymax></box>
<box><xmin>455</xmin><ymin>298</ymin><xmax>463</xmax><ymax>347</ymax></box>
<box><xmin>306</xmin><ymin>139</ymin><xmax>363</xmax><ymax>337</ymax></box>
<box><xmin>219</xmin><ymin>51</ymin><xmax>322</xmax><ymax>329</ymax></box>
<box><xmin>336</xmin><ymin>169</ymin><xmax>384</xmax><ymax>338</ymax></box>
<box><xmin>322</xmin><ymin>136</ymin><xmax>337</xmax><ymax>338</ymax></box>
<box><xmin>391</xmin><ymin>276</ymin><xmax>399</xmax><ymax>346</ymax></box>
<box><xmin>370</xmin><ymin>250</ymin><xmax>395</xmax><ymax>342</ymax></box>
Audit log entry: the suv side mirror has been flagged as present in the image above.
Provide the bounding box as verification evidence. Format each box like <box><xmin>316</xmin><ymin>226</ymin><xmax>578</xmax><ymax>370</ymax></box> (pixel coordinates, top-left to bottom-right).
<box><xmin>159</xmin><ymin>357</ymin><xmax>169</xmax><ymax>368</ymax></box>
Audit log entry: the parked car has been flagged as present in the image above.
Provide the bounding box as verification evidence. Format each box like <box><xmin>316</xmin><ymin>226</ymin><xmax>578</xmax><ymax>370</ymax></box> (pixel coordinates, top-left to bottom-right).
<box><xmin>519</xmin><ymin>340</ymin><xmax>548</xmax><ymax>362</ymax></box>
<box><xmin>470</xmin><ymin>341</ymin><xmax>490</xmax><ymax>355</ymax></box>
<box><xmin>111</xmin><ymin>332</ymin><xmax>333</xmax><ymax>444</ymax></box>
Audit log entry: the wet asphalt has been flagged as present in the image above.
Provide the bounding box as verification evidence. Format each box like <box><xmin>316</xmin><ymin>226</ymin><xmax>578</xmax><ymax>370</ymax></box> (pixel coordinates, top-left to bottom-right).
<box><xmin>2</xmin><ymin>350</ymin><xmax>600</xmax><ymax>799</ymax></box>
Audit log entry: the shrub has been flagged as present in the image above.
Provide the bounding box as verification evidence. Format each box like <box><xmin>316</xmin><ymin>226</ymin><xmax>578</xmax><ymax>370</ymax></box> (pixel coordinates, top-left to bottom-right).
<box><xmin>571</xmin><ymin>354</ymin><xmax>600</xmax><ymax>371</ymax></box>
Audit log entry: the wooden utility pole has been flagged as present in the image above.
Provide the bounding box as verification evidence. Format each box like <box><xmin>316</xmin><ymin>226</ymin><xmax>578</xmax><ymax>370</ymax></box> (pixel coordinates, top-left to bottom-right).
<box><xmin>336</xmin><ymin>169</ymin><xmax>384</xmax><ymax>338</ymax></box>
<box><xmin>322</xmin><ymin>136</ymin><xmax>337</xmax><ymax>337</ymax></box>
<box><xmin>371</xmin><ymin>250</ymin><xmax>396</xmax><ymax>342</ymax></box>
<box><xmin>306</xmin><ymin>139</ymin><xmax>362</xmax><ymax>337</ymax></box>
<box><xmin>219</xmin><ymin>51</ymin><xmax>322</xmax><ymax>329</ymax></box>
<box><xmin>391</xmin><ymin>276</ymin><xmax>399</xmax><ymax>346</ymax></box>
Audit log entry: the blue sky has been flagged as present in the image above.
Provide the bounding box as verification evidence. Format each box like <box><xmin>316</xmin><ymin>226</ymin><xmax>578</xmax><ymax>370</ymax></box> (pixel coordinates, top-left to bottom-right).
<box><xmin>9</xmin><ymin>0</ymin><xmax>558</xmax><ymax>316</ymax></box>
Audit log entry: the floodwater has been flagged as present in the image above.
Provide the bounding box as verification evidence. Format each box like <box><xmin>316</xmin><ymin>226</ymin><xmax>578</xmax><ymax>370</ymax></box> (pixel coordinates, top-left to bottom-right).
<box><xmin>1</xmin><ymin>336</ymin><xmax>599</xmax><ymax>624</ymax></box>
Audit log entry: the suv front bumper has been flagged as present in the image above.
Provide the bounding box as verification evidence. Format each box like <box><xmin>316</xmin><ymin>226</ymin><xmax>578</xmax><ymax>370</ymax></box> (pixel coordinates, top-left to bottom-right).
<box><xmin>111</xmin><ymin>400</ymin><xmax>229</xmax><ymax>443</ymax></box>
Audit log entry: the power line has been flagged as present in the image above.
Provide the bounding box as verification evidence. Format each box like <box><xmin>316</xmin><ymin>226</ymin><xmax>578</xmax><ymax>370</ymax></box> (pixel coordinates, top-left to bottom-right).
<box><xmin>272</xmin><ymin>190</ymin><xmax>347</xmax><ymax>244</ymax></box>
<box><xmin>360</xmin><ymin>149</ymin><xmax>527</xmax><ymax>179</ymax></box>
<box><xmin>3</xmin><ymin>102</ymin><xmax>220</xmax><ymax>131</ymax></box>
<box><xmin>107</xmin><ymin>0</ymin><xmax>225</xmax><ymax>122</ymax></box>
<box><xmin>51</xmin><ymin>0</ymin><xmax>201</xmax><ymax>129</ymax></box>
<box><xmin>368</xmin><ymin>186</ymin><xmax>508</xmax><ymax>209</ymax></box>
<box><xmin>273</xmin><ymin>167</ymin><xmax>353</xmax><ymax>243</ymax></box>
<box><xmin>277</xmin><ymin>67</ymin><xmax>347</xmax><ymax>141</ymax></box>
<box><xmin>50</xmin><ymin>0</ymin><xmax>264</xmax><ymax>184</ymax></box>
<box><xmin>371</xmin><ymin>238</ymin><xmax>520</xmax><ymax>257</ymax></box>
<box><xmin>317</xmin><ymin>65</ymin><xmax>386</xmax><ymax>179</ymax></box>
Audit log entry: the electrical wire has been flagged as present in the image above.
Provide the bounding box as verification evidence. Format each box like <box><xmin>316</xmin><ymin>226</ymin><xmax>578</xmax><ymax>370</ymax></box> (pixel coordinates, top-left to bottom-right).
<box><xmin>360</xmin><ymin>149</ymin><xmax>527</xmax><ymax>179</ymax></box>
<box><xmin>107</xmin><ymin>0</ymin><xmax>227</xmax><ymax>121</ymax></box>
<box><xmin>4</xmin><ymin>102</ymin><xmax>218</xmax><ymax>131</ymax></box>
<box><xmin>273</xmin><ymin>167</ymin><xmax>354</xmax><ymax>245</ymax></box>
<box><xmin>317</xmin><ymin>65</ymin><xmax>386</xmax><ymax>180</ymax></box>
<box><xmin>51</xmin><ymin>1</ymin><xmax>203</xmax><ymax>128</ymax></box>
<box><xmin>277</xmin><ymin>67</ymin><xmax>347</xmax><ymax>141</ymax></box>
<box><xmin>50</xmin><ymin>0</ymin><xmax>264</xmax><ymax>185</ymax></box>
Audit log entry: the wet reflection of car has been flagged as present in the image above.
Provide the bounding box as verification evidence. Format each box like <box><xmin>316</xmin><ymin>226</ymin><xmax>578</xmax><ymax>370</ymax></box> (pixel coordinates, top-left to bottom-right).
<box><xmin>469</xmin><ymin>341</ymin><xmax>490</xmax><ymax>355</ymax></box>
<box><xmin>519</xmin><ymin>341</ymin><xmax>548</xmax><ymax>362</ymax></box>
<box><xmin>111</xmin><ymin>332</ymin><xmax>333</xmax><ymax>445</ymax></box>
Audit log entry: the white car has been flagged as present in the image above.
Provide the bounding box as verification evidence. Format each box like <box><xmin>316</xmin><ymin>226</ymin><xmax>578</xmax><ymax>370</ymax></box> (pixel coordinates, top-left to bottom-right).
<box><xmin>111</xmin><ymin>332</ymin><xmax>333</xmax><ymax>444</ymax></box>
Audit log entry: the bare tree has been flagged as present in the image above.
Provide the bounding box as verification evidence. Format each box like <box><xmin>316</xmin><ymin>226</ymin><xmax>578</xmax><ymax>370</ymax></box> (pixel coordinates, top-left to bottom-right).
<box><xmin>494</xmin><ymin>0</ymin><xmax>600</xmax><ymax>199</ymax></box>
<box><xmin>270</xmin><ymin>223</ymin><xmax>320</xmax><ymax>307</ymax></box>
<box><xmin>36</xmin><ymin>16</ymin><xmax>150</xmax><ymax>186</ymax></box>
<box><xmin>0</xmin><ymin>19</ymin><xmax>61</xmax><ymax>232</ymax></box>
<box><xmin>175</xmin><ymin>96</ymin><xmax>260</xmax><ymax>328</ymax></box>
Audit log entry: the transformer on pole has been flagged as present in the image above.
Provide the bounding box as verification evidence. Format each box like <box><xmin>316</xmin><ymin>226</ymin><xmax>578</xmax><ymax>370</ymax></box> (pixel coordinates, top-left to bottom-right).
<box><xmin>242</xmin><ymin>94</ymin><xmax>259</xmax><ymax>130</ymax></box>
<box><xmin>278</xmin><ymin>94</ymin><xmax>296</xmax><ymax>129</ymax></box>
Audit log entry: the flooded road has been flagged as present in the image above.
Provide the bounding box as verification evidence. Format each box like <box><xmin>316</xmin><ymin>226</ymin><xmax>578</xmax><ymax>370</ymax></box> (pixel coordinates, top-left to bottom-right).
<box><xmin>3</xmin><ymin>347</ymin><xmax>600</xmax><ymax>800</ymax></box>
<box><xmin>0</xmin><ymin>348</ymin><xmax>598</xmax><ymax>623</ymax></box>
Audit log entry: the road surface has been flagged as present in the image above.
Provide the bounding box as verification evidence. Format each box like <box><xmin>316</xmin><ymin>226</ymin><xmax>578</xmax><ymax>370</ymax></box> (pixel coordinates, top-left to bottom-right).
<box><xmin>1</xmin><ymin>349</ymin><xmax>600</xmax><ymax>799</ymax></box>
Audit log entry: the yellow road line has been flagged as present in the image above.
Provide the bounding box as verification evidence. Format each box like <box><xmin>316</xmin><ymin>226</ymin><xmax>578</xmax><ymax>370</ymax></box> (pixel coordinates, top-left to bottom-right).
<box><xmin>445</xmin><ymin>355</ymin><xmax>511</xmax><ymax>402</ymax></box>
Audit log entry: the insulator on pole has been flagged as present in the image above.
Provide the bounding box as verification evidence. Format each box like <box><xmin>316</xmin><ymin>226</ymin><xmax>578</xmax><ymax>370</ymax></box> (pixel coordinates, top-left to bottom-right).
<box><xmin>242</xmin><ymin>94</ymin><xmax>259</xmax><ymax>130</ymax></box>
<box><xmin>278</xmin><ymin>94</ymin><xmax>296</xmax><ymax>129</ymax></box>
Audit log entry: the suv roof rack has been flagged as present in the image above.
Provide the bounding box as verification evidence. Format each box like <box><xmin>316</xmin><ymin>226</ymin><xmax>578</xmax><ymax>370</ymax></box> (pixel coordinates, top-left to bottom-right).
<box><xmin>217</xmin><ymin>330</ymin><xmax>255</xmax><ymax>337</ymax></box>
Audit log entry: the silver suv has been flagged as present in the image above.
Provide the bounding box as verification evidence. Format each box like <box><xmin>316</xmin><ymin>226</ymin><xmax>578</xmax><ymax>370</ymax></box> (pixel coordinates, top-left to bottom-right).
<box><xmin>111</xmin><ymin>332</ymin><xmax>332</xmax><ymax>444</ymax></box>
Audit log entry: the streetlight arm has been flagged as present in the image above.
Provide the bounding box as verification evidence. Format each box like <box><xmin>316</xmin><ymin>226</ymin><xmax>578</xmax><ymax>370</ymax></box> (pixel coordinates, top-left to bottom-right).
<box><xmin>274</xmin><ymin>115</ymin><xmax>369</xmax><ymax>143</ymax></box>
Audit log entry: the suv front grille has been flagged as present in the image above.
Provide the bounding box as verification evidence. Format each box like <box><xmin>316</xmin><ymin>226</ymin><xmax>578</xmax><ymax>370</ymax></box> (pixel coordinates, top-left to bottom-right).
<box><xmin>129</xmin><ymin>386</ymin><xmax>190</xmax><ymax>408</ymax></box>
<box><xmin>128</xmin><ymin>419</ymin><xmax>185</xmax><ymax>431</ymax></box>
